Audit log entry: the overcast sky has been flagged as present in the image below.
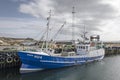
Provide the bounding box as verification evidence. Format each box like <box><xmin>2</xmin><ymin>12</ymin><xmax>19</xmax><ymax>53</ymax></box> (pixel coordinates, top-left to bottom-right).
<box><xmin>0</xmin><ymin>0</ymin><xmax>120</xmax><ymax>41</ymax></box>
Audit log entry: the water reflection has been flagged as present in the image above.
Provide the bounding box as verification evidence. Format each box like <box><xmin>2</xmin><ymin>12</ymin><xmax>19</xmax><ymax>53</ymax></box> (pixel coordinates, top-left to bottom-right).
<box><xmin>20</xmin><ymin>61</ymin><xmax>105</xmax><ymax>80</ymax></box>
<box><xmin>0</xmin><ymin>62</ymin><xmax>101</xmax><ymax>80</ymax></box>
<box><xmin>0</xmin><ymin>68</ymin><xmax>21</xmax><ymax>80</ymax></box>
<box><xmin>0</xmin><ymin>61</ymin><xmax>105</xmax><ymax>80</ymax></box>
<box><xmin>1</xmin><ymin>56</ymin><xmax>120</xmax><ymax>80</ymax></box>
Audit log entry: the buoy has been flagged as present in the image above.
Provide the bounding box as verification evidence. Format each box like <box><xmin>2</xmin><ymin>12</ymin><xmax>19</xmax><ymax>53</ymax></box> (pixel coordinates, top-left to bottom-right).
<box><xmin>14</xmin><ymin>57</ymin><xmax>19</xmax><ymax>62</ymax></box>
<box><xmin>0</xmin><ymin>57</ymin><xmax>5</xmax><ymax>64</ymax></box>
<box><xmin>6</xmin><ymin>57</ymin><xmax>13</xmax><ymax>63</ymax></box>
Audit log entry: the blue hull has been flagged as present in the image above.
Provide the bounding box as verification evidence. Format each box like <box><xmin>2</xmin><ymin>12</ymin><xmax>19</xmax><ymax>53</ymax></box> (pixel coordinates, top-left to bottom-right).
<box><xmin>18</xmin><ymin>51</ymin><xmax>104</xmax><ymax>71</ymax></box>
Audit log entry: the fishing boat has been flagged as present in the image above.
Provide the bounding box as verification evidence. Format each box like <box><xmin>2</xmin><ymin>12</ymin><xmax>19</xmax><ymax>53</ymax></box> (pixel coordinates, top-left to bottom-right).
<box><xmin>18</xmin><ymin>8</ymin><xmax>105</xmax><ymax>72</ymax></box>
<box><xmin>18</xmin><ymin>36</ymin><xmax>104</xmax><ymax>71</ymax></box>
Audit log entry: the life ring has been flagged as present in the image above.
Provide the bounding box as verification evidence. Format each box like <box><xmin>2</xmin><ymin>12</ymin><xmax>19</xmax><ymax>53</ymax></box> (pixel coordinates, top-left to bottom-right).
<box><xmin>6</xmin><ymin>57</ymin><xmax>13</xmax><ymax>63</ymax></box>
<box><xmin>14</xmin><ymin>57</ymin><xmax>20</xmax><ymax>62</ymax></box>
<box><xmin>0</xmin><ymin>57</ymin><xmax>5</xmax><ymax>64</ymax></box>
<box><xmin>13</xmin><ymin>52</ymin><xmax>17</xmax><ymax>56</ymax></box>
<box><xmin>6</xmin><ymin>53</ymin><xmax>13</xmax><ymax>58</ymax></box>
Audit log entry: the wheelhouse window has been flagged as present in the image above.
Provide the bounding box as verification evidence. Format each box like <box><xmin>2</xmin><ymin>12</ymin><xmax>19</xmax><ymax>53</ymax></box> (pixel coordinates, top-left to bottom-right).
<box><xmin>83</xmin><ymin>46</ymin><xmax>85</xmax><ymax>49</ymax></box>
<box><xmin>86</xmin><ymin>46</ymin><xmax>88</xmax><ymax>49</ymax></box>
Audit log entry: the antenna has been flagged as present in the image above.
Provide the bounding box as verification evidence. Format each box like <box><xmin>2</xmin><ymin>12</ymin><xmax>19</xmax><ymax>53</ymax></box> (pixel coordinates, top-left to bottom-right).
<box><xmin>72</xmin><ymin>6</ymin><xmax>75</xmax><ymax>43</ymax></box>
<box><xmin>83</xmin><ymin>24</ymin><xmax>88</xmax><ymax>41</ymax></box>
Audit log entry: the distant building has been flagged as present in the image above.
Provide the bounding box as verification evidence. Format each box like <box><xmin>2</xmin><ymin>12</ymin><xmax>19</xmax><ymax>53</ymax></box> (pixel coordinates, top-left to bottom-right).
<box><xmin>20</xmin><ymin>41</ymin><xmax>37</xmax><ymax>46</ymax></box>
<box><xmin>104</xmin><ymin>41</ymin><xmax>120</xmax><ymax>47</ymax></box>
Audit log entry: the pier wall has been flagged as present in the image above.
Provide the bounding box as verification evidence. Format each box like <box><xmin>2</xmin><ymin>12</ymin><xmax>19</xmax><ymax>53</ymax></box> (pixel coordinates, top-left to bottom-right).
<box><xmin>0</xmin><ymin>51</ymin><xmax>21</xmax><ymax>69</ymax></box>
<box><xmin>105</xmin><ymin>47</ymin><xmax>120</xmax><ymax>56</ymax></box>
<box><xmin>104</xmin><ymin>42</ymin><xmax>120</xmax><ymax>56</ymax></box>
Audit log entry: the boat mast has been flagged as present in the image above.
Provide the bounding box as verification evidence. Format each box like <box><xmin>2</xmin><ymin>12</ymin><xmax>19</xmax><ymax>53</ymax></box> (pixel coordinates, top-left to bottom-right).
<box><xmin>72</xmin><ymin>6</ymin><xmax>75</xmax><ymax>44</ymax></box>
<box><xmin>46</xmin><ymin>10</ymin><xmax>51</xmax><ymax>52</ymax></box>
<box><xmin>83</xmin><ymin>24</ymin><xmax>88</xmax><ymax>42</ymax></box>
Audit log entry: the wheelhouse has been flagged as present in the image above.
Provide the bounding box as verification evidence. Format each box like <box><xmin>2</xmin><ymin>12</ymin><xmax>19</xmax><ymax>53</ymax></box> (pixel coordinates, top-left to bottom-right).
<box><xmin>76</xmin><ymin>42</ymin><xmax>90</xmax><ymax>55</ymax></box>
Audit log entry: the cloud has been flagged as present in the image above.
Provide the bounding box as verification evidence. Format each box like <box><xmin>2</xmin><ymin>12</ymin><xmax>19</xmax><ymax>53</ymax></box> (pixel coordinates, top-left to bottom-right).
<box><xmin>19</xmin><ymin>0</ymin><xmax>117</xmax><ymax>30</ymax></box>
<box><xmin>19</xmin><ymin>0</ymin><xmax>55</xmax><ymax>18</ymax></box>
<box><xmin>17</xmin><ymin>0</ymin><xmax>120</xmax><ymax>41</ymax></box>
<box><xmin>0</xmin><ymin>0</ymin><xmax>120</xmax><ymax>41</ymax></box>
<box><xmin>11</xmin><ymin>0</ymin><xmax>31</xmax><ymax>3</ymax></box>
<box><xmin>0</xmin><ymin>18</ymin><xmax>47</xmax><ymax>39</ymax></box>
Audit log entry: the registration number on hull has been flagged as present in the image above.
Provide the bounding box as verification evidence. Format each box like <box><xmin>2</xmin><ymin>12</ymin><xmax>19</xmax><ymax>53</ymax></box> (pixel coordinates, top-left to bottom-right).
<box><xmin>27</xmin><ymin>54</ymin><xmax>42</xmax><ymax>59</ymax></box>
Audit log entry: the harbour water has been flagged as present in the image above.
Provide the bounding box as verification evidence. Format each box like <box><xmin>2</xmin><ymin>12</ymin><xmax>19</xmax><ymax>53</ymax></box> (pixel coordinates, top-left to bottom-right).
<box><xmin>0</xmin><ymin>55</ymin><xmax>120</xmax><ymax>80</ymax></box>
